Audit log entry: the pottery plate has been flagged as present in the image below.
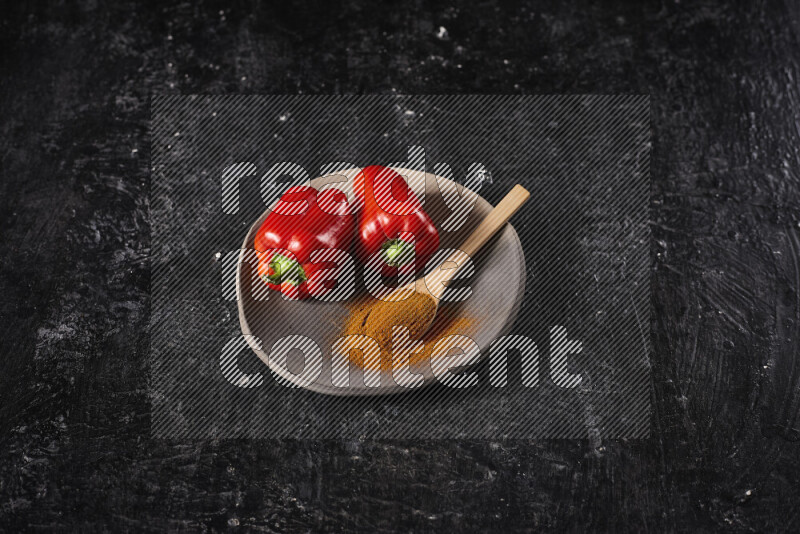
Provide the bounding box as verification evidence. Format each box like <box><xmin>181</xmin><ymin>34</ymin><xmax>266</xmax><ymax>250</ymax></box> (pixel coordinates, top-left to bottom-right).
<box><xmin>236</xmin><ymin>168</ymin><xmax>526</xmax><ymax>395</ymax></box>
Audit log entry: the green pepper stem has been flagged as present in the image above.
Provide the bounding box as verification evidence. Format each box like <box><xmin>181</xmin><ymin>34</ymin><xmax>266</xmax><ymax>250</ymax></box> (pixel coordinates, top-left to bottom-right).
<box><xmin>267</xmin><ymin>253</ymin><xmax>307</xmax><ymax>285</ymax></box>
<box><xmin>381</xmin><ymin>238</ymin><xmax>415</xmax><ymax>267</ymax></box>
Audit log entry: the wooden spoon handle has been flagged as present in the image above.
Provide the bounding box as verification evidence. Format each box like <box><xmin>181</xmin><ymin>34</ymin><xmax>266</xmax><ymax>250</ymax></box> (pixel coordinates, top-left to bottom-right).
<box><xmin>424</xmin><ymin>184</ymin><xmax>530</xmax><ymax>299</ymax></box>
<box><xmin>455</xmin><ymin>184</ymin><xmax>530</xmax><ymax>258</ymax></box>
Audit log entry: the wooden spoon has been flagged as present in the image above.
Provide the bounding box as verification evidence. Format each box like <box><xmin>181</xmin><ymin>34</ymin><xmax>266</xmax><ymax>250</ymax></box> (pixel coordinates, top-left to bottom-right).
<box><xmin>378</xmin><ymin>184</ymin><xmax>531</xmax><ymax>339</ymax></box>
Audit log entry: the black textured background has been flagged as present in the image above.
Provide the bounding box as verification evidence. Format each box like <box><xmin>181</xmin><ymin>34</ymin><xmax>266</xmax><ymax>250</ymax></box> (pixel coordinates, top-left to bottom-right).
<box><xmin>1</xmin><ymin>0</ymin><xmax>799</xmax><ymax>531</ymax></box>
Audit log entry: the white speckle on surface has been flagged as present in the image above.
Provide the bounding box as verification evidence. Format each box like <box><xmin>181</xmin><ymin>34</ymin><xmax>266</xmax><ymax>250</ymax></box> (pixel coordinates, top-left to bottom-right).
<box><xmin>476</xmin><ymin>168</ymin><xmax>492</xmax><ymax>183</ymax></box>
<box><xmin>36</xmin><ymin>324</ymin><xmax>76</xmax><ymax>348</ymax></box>
<box><xmin>435</xmin><ymin>26</ymin><xmax>448</xmax><ymax>40</ymax></box>
<box><xmin>278</xmin><ymin>113</ymin><xmax>288</xmax><ymax>122</ymax></box>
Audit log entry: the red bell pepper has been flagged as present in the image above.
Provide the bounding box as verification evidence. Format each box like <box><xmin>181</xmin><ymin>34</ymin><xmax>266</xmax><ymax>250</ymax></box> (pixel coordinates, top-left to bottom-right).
<box><xmin>353</xmin><ymin>165</ymin><xmax>440</xmax><ymax>276</ymax></box>
<box><xmin>254</xmin><ymin>185</ymin><xmax>354</xmax><ymax>300</ymax></box>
